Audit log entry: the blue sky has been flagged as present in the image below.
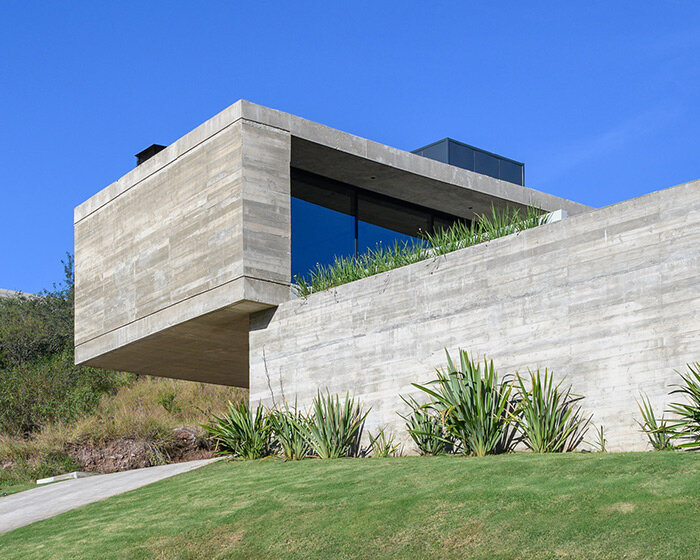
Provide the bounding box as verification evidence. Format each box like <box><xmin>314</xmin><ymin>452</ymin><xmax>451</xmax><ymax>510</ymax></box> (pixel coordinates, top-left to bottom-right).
<box><xmin>1</xmin><ymin>2</ymin><xmax>698</xmax><ymax>293</ymax></box>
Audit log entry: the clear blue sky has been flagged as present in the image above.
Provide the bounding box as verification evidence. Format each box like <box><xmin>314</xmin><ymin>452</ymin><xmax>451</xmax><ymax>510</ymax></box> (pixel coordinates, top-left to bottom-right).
<box><xmin>1</xmin><ymin>2</ymin><xmax>698</xmax><ymax>293</ymax></box>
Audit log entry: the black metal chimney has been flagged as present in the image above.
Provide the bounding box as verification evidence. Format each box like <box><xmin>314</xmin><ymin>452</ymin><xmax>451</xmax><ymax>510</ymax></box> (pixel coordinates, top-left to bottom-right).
<box><xmin>135</xmin><ymin>144</ymin><xmax>167</xmax><ymax>166</ymax></box>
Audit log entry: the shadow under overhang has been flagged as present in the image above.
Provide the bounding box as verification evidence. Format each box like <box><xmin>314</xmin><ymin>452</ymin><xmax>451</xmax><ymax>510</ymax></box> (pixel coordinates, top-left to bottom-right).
<box><xmin>77</xmin><ymin>306</ymin><xmax>255</xmax><ymax>387</ymax></box>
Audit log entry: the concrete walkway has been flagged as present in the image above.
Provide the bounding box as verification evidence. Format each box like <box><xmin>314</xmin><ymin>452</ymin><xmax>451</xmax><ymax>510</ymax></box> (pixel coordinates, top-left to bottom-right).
<box><xmin>0</xmin><ymin>458</ymin><xmax>217</xmax><ymax>535</ymax></box>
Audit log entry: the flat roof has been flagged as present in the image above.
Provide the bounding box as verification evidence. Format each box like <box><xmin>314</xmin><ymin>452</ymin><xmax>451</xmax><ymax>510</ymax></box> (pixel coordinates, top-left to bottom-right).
<box><xmin>76</xmin><ymin>100</ymin><xmax>591</xmax><ymax>225</ymax></box>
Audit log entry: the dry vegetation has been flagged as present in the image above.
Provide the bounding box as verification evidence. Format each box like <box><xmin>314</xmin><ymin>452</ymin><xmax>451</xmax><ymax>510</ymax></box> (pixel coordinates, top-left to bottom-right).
<box><xmin>0</xmin><ymin>376</ymin><xmax>245</xmax><ymax>491</ymax></box>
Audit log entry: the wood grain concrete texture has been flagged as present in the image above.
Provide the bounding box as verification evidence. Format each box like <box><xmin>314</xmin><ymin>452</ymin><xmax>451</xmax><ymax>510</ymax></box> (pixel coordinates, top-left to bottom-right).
<box><xmin>249</xmin><ymin>180</ymin><xmax>700</xmax><ymax>452</ymax></box>
<box><xmin>75</xmin><ymin>99</ymin><xmax>591</xmax><ymax>385</ymax></box>
<box><xmin>74</xmin><ymin>118</ymin><xmax>291</xmax><ymax>385</ymax></box>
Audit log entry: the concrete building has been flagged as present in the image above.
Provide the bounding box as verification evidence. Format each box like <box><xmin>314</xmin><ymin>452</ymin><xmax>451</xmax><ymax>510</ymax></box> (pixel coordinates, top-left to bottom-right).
<box><xmin>75</xmin><ymin>100</ymin><xmax>699</xmax><ymax>450</ymax></box>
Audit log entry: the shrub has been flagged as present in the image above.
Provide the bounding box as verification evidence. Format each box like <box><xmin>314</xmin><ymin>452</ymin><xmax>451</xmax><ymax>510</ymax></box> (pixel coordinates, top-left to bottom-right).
<box><xmin>0</xmin><ymin>255</ymin><xmax>74</xmax><ymax>368</ymax></box>
<box><xmin>1</xmin><ymin>377</ymin><xmax>244</xmax><ymax>488</ymax></box>
<box><xmin>0</xmin><ymin>435</ymin><xmax>80</xmax><ymax>490</ymax></box>
<box><xmin>368</xmin><ymin>427</ymin><xmax>401</xmax><ymax>458</ymax></box>
<box><xmin>400</xmin><ymin>395</ymin><xmax>453</xmax><ymax>456</ymax></box>
<box><xmin>413</xmin><ymin>350</ymin><xmax>513</xmax><ymax>457</ymax></box>
<box><xmin>636</xmin><ymin>394</ymin><xmax>675</xmax><ymax>451</ymax></box>
<box><xmin>0</xmin><ymin>255</ymin><xmax>131</xmax><ymax>436</ymax></box>
<box><xmin>511</xmin><ymin>369</ymin><xmax>590</xmax><ymax>453</ymax></box>
<box><xmin>202</xmin><ymin>401</ymin><xmax>272</xmax><ymax>459</ymax></box>
<box><xmin>668</xmin><ymin>362</ymin><xmax>700</xmax><ymax>449</ymax></box>
<box><xmin>0</xmin><ymin>349</ymin><xmax>132</xmax><ymax>436</ymax></box>
<box><xmin>269</xmin><ymin>403</ymin><xmax>310</xmax><ymax>461</ymax></box>
<box><xmin>303</xmin><ymin>391</ymin><xmax>369</xmax><ymax>459</ymax></box>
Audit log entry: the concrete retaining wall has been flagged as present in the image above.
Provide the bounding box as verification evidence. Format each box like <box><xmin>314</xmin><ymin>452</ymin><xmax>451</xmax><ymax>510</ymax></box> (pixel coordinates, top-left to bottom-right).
<box><xmin>250</xmin><ymin>180</ymin><xmax>700</xmax><ymax>451</ymax></box>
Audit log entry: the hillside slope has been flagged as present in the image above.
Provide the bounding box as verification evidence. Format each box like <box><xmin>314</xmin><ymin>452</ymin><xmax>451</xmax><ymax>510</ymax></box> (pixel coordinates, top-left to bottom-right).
<box><xmin>0</xmin><ymin>258</ymin><xmax>245</xmax><ymax>492</ymax></box>
<box><xmin>1</xmin><ymin>453</ymin><xmax>697</xmax><ymax>559</ymax></box>
<box><xmin>0</xmin><ymin>376</ymin><xmax>245</xmax><ymax>492</ymax></box>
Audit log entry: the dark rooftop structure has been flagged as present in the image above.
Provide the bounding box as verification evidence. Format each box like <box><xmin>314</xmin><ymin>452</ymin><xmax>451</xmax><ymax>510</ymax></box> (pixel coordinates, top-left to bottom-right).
<box><xmin>413</xmin><ymin>138</ymin><xmax>524</xmax><ymax>186</ymax></box>
<box><xmin>135</xmin><ymin>144</ymin><xmax>167</xmax><ymax>166</ymax></box>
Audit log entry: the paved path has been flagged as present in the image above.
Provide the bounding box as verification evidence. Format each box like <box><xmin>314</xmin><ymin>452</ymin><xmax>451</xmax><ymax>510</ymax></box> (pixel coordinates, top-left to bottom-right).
<box><xmin>0</xmin><ymin>458</ymin><xmax>218</xmax><ymax>535</ymax></box>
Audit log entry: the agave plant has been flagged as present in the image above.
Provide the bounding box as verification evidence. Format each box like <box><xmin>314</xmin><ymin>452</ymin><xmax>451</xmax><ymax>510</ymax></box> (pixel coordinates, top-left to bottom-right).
<box><xmin>269</xmin><ymin>402</ymin><xmax>310</xmax><ymax>461</ymax></box>
<box><xmin>400</xmin><ymin>395</ymin><xmax>454</xmax><ymax>455</ymax></box>
<box><xmin>413</xmin><ymin>350</ymin><xmax>513</xmax><ymax>457</ymax></box>
<box><xmin>303</xmin><ymin>391</ymin><xmax>369</xmax><ymax>459</ymax></box>
<box><xmin>512</xmin><ymin>369</ymin><xmax>590</xmax><ymax>453</ymax></box>
<box><xmin>201</xmin><ymin>401</ymin><xmax>272</xmax><ymax>459</ymax></box>
<box><xmin>636</xmin><ymin>394</ymin><xmax>675</xmax><ymax>451</ymax></box>
<box><xmin>668</xmin><ymin>362</ymin><xmax>700</xmax><ymax>449</ymax></box>
<box><xmin>368</xmin><ymin>426</ymin><xmax>401</xmax><ymax>458</ymax></box>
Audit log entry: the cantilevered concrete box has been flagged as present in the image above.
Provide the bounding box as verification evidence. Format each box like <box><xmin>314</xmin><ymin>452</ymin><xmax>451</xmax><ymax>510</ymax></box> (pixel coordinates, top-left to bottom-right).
<box><xmin>75</xmin><ymin>110</ymin><xmax>291</xmax><ymax>385</ymax></box>
<box><xmin>75</xmin><ymin>100</ymin><xmax>589</xmax><ymax>387</ymax></box>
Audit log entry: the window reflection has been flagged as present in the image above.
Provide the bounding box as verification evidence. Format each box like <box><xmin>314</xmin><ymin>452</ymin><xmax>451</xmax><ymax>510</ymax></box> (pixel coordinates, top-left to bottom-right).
<box><xmin>291</xmin><ymin>168</ymin><xmax>461</xmax><ymax>279</ymax></box>
<box><xmin>291</xmin><ymin>197</ymin><xmax>354</xmax><ymax>279</ymax></box>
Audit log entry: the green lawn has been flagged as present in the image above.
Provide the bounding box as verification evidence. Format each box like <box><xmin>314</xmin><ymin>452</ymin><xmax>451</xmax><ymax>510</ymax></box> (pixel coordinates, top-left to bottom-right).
<box><xmin>1</xmin><ymin>453</ymin><xmax>698</xmax><ymax>559</ymax></box>
<box><xmin>0</xmin><ymin>482</ymin><xmax>35</xmax><ymax>497</ymax></box>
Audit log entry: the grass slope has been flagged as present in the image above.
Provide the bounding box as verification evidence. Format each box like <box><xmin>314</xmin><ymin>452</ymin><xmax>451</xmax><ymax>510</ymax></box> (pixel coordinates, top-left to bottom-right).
<box><xmin>1</xmin><ymin>453</ymin><xmax>698</xmax><ymax>559</ymax></box>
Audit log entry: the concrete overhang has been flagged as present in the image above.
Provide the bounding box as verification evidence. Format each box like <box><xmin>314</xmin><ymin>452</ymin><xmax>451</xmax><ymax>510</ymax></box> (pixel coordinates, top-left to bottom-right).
<box><xmin>74</xmin><ymin>100</ymin><xmax>591</xmax><ymax>386</ymax></box>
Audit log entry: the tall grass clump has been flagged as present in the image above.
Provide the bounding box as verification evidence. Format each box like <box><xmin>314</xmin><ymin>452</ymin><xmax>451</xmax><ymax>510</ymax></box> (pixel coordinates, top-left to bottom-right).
<box><xmin>412</xmin><ymin>350</ymin><xmax>514</xmax><ymax>457</ymax></box>
<box><xmin>368</xmin><ymin>427</ymin><xmax>401</xmax><ymax>457</ymax></box>
<box><xmin>512</xmin><ymin>369</ymin><xmax>590</xmax><ymax>453</ymax></box>
<box><xmin>269</xmin><ymin>403</ymin><xmax>310</xmax><ymax>461</ymax></box>
<box><xmin>400</xmin><ymin>395</ymin><xmax>453</xmax><ymax>456</ymax></box>
<box><xmin>668</xmin><ymin>362</ymin><xmax>700</xmax><ymax>449</ymax></box>
<box><xmin>303</xmin><ymin>391</ymin><xmax>369</xmax><ymax>459</ymax></box>
<box><xmin>294</xmin><ymin>205</ymin><xmax>544</xmax><ymax>296</ymax></box>
<box><xmin>423</xmin><ymin>204</ymin><xmax>543</xmax><ymax>257</ymax></box>
<box><xmin>202</xmin><ymin>401</ymin><xmax>272</xmax><ymax>459</ymax></box>
<box><xmin>637</xmin><ymin>394</ymin><xmax>675</xmax><ymax>451</ymax></box>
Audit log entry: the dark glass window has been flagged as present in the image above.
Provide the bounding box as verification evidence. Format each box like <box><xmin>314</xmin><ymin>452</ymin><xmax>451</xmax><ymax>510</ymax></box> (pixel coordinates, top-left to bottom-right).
<box><xmin>498</xmin><ymin>159</ymin><xmax>523</xmax><ymax>185</ymax></box>
<box><xmin>415</xmin><ymin>141</ymin><xmax>448</xmax><ymax>162</ymax></box>
<box><xmin>474</xmin><ymin>151</ymin><xmax>499</xmax><ymax>178</ymax></box>
<box><xmin>357</xmin><ymin>195</ymin><xmax>430</xmax><ymax>253</ymax></box>
<box><xmin>448</xmin><ymin>142</ymin><xmax>475</xmax><ymax>171</ymax></box>
<box><xmin>433</xmin><ymin>215</ymin><xmax>459</xmax><ymax>233</ymax></box>
<box><xmin>291</xmin><ymin>168</ymin><xmax>462</xmax><ymax>280</ymax></box>
<box><xmin>291</xmin><ymin>197</ymin><xmax>355</xmax><ymax>279</ymax></box>
<box><xmin>291</xmin><ymin>173</ymin><xmax>355</xmax><ymax>279</ymax></box>
<box><xmin>413</xmin><ymin>139</ymin><xmax>524</xmax><ymax>186</ymax></box>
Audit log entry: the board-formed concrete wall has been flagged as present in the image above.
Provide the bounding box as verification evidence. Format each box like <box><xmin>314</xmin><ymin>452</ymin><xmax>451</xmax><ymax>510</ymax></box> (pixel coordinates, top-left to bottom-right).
<box><xmin>249</xmin><ymin>180</ymin><xmax>700</xmax><ymax>452</ymax></box>
<box><xmin>74</xmin><ymin>116</ymin><xmax>291</xmax><ymax>385</ymax></box>
<box><xmin>74</xmin><ymin>100</ymin><xmax>591</xmax><ymax>385</ymax></box>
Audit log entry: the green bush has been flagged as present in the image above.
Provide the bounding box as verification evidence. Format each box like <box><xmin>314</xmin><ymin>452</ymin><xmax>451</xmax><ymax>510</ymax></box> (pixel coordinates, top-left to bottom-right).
<box><xmin>668</xmin><ymin>362</ymin><xmax>700</xmax><ymax>449</ymax></box>
<box><xmin>0</xmin><ymin>256</ymin><xmax>131</xmax><ymax>436</ymax></box>
<box><xmin>303</xmin><ymin>391</ymin><xmax>369</xmax><ymax>459</ymax></box>
<box><xmin>400</xmin><ymin>395</ymin><xmax>453</xmax><ymax>456</ymax></box>
<box><xmin>0</xmin><ymin>256</ymin><xmax>73</xmax><ymax>368</ymax></box>
<box><xmin>413</xmin><ymin>350</ymin><xmax>514</xmax><ymax>457</ymax></box>
<box><xmin>0</xmin><ymin>349</ymin><xmax>131</xmax><ymax>436</ymax></box>
<box><xmin>511</xmin><ymin>369</ymin><xmax>590</xmax><ymax>453</ymax></box>
<box><xmin>202</xmin><ymin>401</ymin><xmax>272</xmax><ymax>459</ymax></box>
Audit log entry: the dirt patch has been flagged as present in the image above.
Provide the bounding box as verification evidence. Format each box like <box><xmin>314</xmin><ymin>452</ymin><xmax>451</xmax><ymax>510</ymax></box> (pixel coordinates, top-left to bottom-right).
<box><xmin>605</xmin><ymin>502</ymin><xmax>636</xmax><ymax>514</ymax></box>
<box><xmin>67</xmin><ymin>428</ymin><xmax>213</xmax><ymax>473</ymax></box>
